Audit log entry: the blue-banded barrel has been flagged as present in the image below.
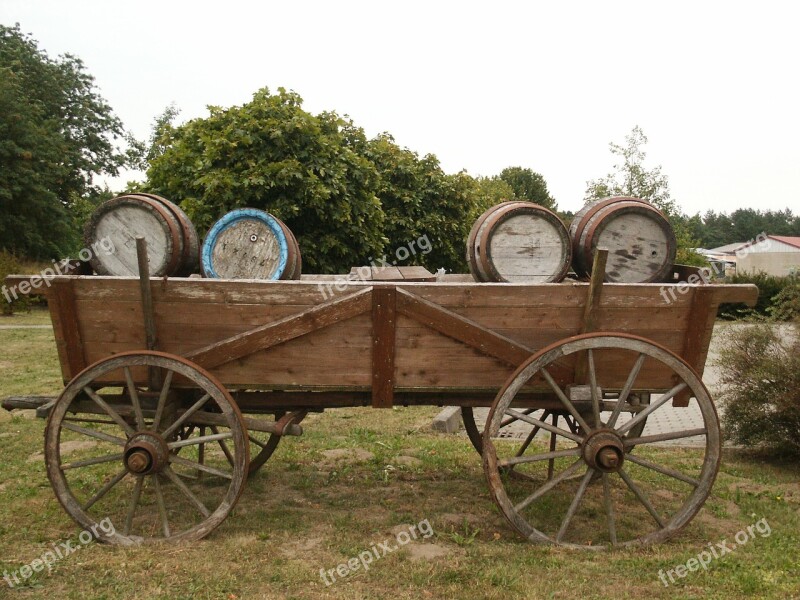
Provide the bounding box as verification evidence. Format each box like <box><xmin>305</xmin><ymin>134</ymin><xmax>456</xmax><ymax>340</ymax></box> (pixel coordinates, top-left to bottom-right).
<box><xmin>84</xmin><ymin>193</ymin><xmax>199</xmax><ymax>277</ymax></box>
<box><xmin>569</xmin><ymin>197</ymin><xmax>676</xmax><ymax>283</ymax></box>
<box><xmin>201</xmin><ymin>208</ymin><xmax>301</xmax><ymax>280</ymax></box>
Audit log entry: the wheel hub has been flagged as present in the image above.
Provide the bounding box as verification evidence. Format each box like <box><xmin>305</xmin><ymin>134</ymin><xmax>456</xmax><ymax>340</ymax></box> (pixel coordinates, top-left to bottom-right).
<box><xmin>582</xmin><ymin>429</ymin><xmax>625</xmax><ymax>472</ymax></box>
<box><xmin>124</xmin><ymin>432</ymin><xmax>169</xmax><ymax>475</ymax></box>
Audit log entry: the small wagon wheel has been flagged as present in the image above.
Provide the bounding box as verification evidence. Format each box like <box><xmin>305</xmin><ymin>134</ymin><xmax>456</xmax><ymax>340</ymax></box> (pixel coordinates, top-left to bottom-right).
<box><xmin>483</xmin><ymin>333</ymin><xmax>720</xmax><ymax>548</ymax></box>
<box><xmin>44</xmin><ymin>351</ymin><xmax>249</xmax><ymax>545</ymax></box>
<box><xmin>246</xmin><ymin>411</ymin><xmax>284</xmax><ymax>476</ymax></box>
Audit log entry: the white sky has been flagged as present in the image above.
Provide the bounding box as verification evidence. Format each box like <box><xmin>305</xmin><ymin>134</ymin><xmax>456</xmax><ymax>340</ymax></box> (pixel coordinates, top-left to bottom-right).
<box><xmin>3</xmin><ymin>0</ymin><xmax>799</xmax><ymax>215</ymax></box>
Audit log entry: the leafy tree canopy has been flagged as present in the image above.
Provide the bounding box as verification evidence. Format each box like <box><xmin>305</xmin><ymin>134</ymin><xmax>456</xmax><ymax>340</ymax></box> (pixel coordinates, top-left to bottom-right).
<box><xmin>499</xmin><ymin>166</ymin><xmax>557</xmax><ymax>210</ymax></box>
<box><xmin>147</xmin><ymin>88</ymin><xmax>387</xmax><ymax>273</ymax></box>
<box><xmin>585</xmin><ymin>126</ymin><xmax>705</xmax><ymax>265</ymax></box>
<box><xmin>0</xmin><ymin>24</ymin><xmax>133</xmax><ymax>258</ymax></box>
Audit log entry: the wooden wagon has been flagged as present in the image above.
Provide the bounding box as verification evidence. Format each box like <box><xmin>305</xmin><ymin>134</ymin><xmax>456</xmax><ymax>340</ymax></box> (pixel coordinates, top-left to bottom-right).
<box><xmin>3</xmin><ymin>254</ymin><xmax>758</xmax><ymax>548</ymax></box>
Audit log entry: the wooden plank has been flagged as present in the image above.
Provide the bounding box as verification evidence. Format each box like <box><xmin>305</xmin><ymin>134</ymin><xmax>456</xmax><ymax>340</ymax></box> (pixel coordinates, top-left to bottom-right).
<box><xmin>185</xmin><ymin>287</ymin><xmax>373</xmax><ymax>369</ymax></box>
<box><xmin>674</xmin><ymin>287</ymin><xmax>716</xmax><ymax>407</ymax></box>
<box><xmin>371</xmin><ymin>287</ymin><xmax>397</xmax><ymax>408</ymax></box>
<box><xmin>49</xmin><ymin>280</ymin><xmax>87</xmax><ymax>380</ymax></box>
<box><xmin>396</xmin><ymin>287</ymin><xmax>534</xmax><ymax>367</ymax></box>
<box><xmin>371</xmin><ymin>266</ymin><xmax>403</xmax><ymax>281</ymax></box>
<box><xmin>398</xmin><ymin>266</ymin><xmax>436</xmax><ymax>281</ymax></box>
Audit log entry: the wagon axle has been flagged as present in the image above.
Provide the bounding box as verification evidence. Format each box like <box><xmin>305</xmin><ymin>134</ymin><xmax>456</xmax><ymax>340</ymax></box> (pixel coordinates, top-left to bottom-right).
<box><xmin>124</xmin><ymin>433</ymin><xmax>169</xmax><ymax>475</ymax></box>
<box><xmin>582</xmin><ymin>430</ymin><xmax>625</xmax><ymax>473</ymax></box>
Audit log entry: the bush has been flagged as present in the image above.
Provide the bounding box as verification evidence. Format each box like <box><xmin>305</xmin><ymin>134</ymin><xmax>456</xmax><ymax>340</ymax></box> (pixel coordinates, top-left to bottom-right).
<box><xmin>717</xmin><ymin>324</ymin><xmax>800</xmax><ymax>454</ymax></box>
<box><xmin>718</xmin><ymin>271</ymin><xmax>796</xmax><ymax>319</ymax></box>
<box><xmin>0</xmin><ymin>250</ymin><xmax>29</xmax><ymax>315</ymax></box>
<box><xmin>767</xmin><ymin>280</ymin><xmax>800</xmax><ymax>321</ymax></box>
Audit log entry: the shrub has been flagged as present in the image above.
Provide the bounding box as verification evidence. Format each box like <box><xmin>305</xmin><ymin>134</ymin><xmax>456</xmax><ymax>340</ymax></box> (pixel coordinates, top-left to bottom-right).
<box><xmin>767</xmin><ymin>280</ymin><xmax>800</xmax><ymax>321</ymax></box>
<box><xmin>718</xmin><ymin>271</ymin><xmax>796</xmax><ymax>319</ymax></box>
<box><xmin>0</xmin><ymin>250</ymin><xmax>29</xmax><ymax>315</ymax></box>
<box><xmin>717</xmin><ymin>323</ymin><xmax>800</xmax><ymax>454</ymax></box>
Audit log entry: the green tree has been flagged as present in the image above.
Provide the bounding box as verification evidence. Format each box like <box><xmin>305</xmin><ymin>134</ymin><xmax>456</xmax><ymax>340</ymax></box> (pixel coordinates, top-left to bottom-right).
<box><xmin>585</xmin><ymin>126</ymin><xmax>676</xmax><ymax>214</ymax></box>
<box><xmin>499</xmin><ymin>167</ymin><xmax>557</xmax><ymax>210</ymax></box>
<box><xmin>364</xmin><ymin>135</ymin><xmax>486</xmax><ymax>271</ymax></box>
<box><xmin>0</xmin><ymin>24</ymin><xmax>132</xmax><ymax>258</ymax></box>
<box><xmin>146</xmin><ymin>88</ymin><xmax>387</xmax><ymax>273</ymax></box>
<box><xmin>585</xmin><ymin>126</ymin><xmax>704</xmax><ymax>265</ymax></box>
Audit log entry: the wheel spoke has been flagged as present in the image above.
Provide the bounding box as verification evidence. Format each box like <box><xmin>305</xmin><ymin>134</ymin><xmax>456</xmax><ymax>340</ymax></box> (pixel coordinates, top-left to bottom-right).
<box><xmin>124</xmin><ymin>476</ymin><xmax>144</xmax><ymax>536</ymax></box>
<box><xmin>617</xmin><ymin>382</ymin><xmax>688</xmax><ymax>435</ymax></box>
<box><xmin>499</xmin><ymin>447</ymin><xmax>581</xmax><ymax>468</ymax></box>
<box><xmin>83</xmin><ymin>468</ymin><xmax>128</xmax><ymax>511</ymax></box>
<box><xmin>162</xmin><ymin>467</ymin><xmax>211</xmax><ymax>517</ymax></box>
<box><xmin>61</xmin><ymin>453</ymin><xmax>125</xmax><ymax>470</ymax></box>
<box><xmin>160</xmin><ymin>394</ymin><xmax>211</xmax><ymax>440</ymax></box>
<box><xmin>618</xmin><ymin>468</ymin><xmax>666</xmax><ymax>528</ymax></box>
<box><xmin>124</xmin><ymin>367</ymin><xmax>145</xmax><ymax>431</ymax></box>
<box><xmin>514</xmin><ymin>411</ymin><xmax>548</xmax><ymax>458</ymax></box>
<box><xmin>213</xmin><ymin>426</ymin><xmax>237</xmax><ymax>466</ymax></box>
<box><xmin>82</xmin><ymin>387</ymin><xmax>135</xmax><ymax>437</ymax></box>
<box><xmin>540</xmin><ymin>367</ymin><xmax>591</xmax><ymax>434</ymax></box>
<box><xmin>556</xmin><ymin>468</ymin><xmax>594</xmax><ymax>542</ymax></box>
<box><xmin>152</xmin><ymin>369</ymin><xmax>174</xmax><ymax>433</ymax></box>
<box><xmin>624</xmin><ymin>428</ymin><xmax>707</xmax><ymax>448</ymax></box>
<box><xmin>602</xmin><ymin>473</ymin><xmax>617</xmax><ymax>545</ymax></box>
<box><xmin>504</xmin><ymin>408</ymin><xmax>582</xmax><ymax>444</ymax></box>
<box><xmin>152</xmin><ymin>474</ymin><xmax>171</xmax><ymax>538</ymax></box>
<box><xmin>514</xmin><ymin>459</ymin><xmax>584</xmax><ymax>513</ymax></box>
<box><xmin>500</xmin><ymin>408</ymin><xmax>535</xmax><ymax>429</ymax></box>
<box><xmin>547</xmin><ymin>413</ymin><xmax>558</xmax><ymax>480</ymax></box>
<box><xmin>625</xmin><ymin>454</ymin><xmax>700</xmax><ymax>487</ymax></box>
<box><xmin>248</xmin><ymin>434</ymin><xmax>268</xmax><ymax>449</ymax></box>
<box><xmin>62</xmin><ymin>422</ymin><xmax>127</xmax><ymax>446</ymax></box>
<box><xmin>608</xmin><ymin>353</ymin><xmax>646</xmax><ymax>428</ymax></box>
<box><xmin>588</xmin><ymin>349</ymin><xmax>601</xmax><ymax>426</ymax></box>
<box><xmin>169</xmin><ymin>454</ymin><xmax>233</xmax><ymax>480</ymax></box>
<box><xmin>168</xmin><ymin>431</ymin><xmax>233</xmax><ymax>450</ymax></box>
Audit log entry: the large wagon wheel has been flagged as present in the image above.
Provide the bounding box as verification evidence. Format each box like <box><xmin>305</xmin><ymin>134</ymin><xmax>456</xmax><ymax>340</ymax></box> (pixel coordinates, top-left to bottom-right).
<box><xmin>45</xmin><ymin>351</ymin><xmax>249</xmax><ymax>545</ymax></box>
<box><xmin>483</xmin><ymin>333</ymin><xmax>720</xmax><ymax>548</ymax></box>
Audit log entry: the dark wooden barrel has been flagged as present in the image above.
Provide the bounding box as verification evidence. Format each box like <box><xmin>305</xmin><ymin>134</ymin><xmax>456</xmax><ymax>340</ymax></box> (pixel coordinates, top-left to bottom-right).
<box><xmin>569</xmin><ymin>196</ymin><xmax>677</xmax><ymax>283</ymax></box>
<box><xmin>84</xmin><ymin>194</ymin><xmax>186</xmax><ymax>277</ymax></box>
<box><xmin>467</xmin><ymin>201</ymin><xmax>571</xmax><ymax>283</ymax></box>
<box><xmin>127</xmin><ymin>193</ymin><xmax>199</xmax><ymax>276</ymax></box>
<box><xmin>201</xmin><ymin>208</ymin><xmax>299</xmax><ymax>280</ymax></box>
<box><xmin>274</xmin><ymin>217</ymin><xmax>302</xmax><ymax>280</ymax></box>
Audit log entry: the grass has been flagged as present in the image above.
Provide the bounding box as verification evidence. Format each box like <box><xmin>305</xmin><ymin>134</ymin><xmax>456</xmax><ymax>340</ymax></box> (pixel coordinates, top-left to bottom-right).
<box><xmin>1</xmin><ymin>322</ymin><xmax>799</xmax><ymax>599</ymax></box>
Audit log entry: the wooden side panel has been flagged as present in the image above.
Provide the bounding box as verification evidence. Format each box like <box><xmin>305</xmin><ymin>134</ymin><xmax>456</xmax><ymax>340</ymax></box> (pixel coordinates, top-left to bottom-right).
<box><xmin>57</xmin><ymin>277</ymin><xmax>755</xmax><ymax>393</ymax></box>
<box><xmin>674</xmin><ymin>287</ymin><xmax>717</xmax><ymax>407</ymax></box>
<box><xmin>49</xmin><ymin>280</ymin><xmax>87</xmax><ymax>381</ymax></box>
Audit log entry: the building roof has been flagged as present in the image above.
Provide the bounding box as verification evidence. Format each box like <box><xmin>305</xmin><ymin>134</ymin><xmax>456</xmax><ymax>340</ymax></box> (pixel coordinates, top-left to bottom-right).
<box><xmin>769</xmin><ymin>235</ymin><xmax>800</xmax><ymax>249</ymax></box>
<box><xmin>706</xmin><ymin>242</ymin><xmax>749</xmax><ymax>255</ymax></box>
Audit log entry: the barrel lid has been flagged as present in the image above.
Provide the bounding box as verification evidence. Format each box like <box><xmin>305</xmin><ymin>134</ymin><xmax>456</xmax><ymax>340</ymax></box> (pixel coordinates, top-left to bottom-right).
<box><xmin>201</xmin><ymin>208</ymin><xmax>289</xmax><ymax>279</ymax></box>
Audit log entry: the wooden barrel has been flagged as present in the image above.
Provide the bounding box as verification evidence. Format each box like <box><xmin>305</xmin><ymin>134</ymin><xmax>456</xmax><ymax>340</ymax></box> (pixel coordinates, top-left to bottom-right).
<box><xmin>569</xmin><ymin>196</ymin><xmax>676</xmax><ymax>283</ymax></box>
<box><xmin>274</xmin><ymin>217</ymin><xmax>302</xmax><ymax>280</ymax></box>
<box><xmin>201</xmin><ymin>208</ymin><xmax>300</xmax><ymax>280</ymax></box>
<box><xmin>85</xmin><ymin>194</ymin><xmax>186</xmax><ymax>277</ymax></box>
<box><xmin>467</xmin><ymin>201</ymin><xmax>571</xmax><ymax>283</ymax></box>
<box><xmin>127</xmin><ymin>193</ymin><xmax>200</xmax><ymax>276</ymax></box>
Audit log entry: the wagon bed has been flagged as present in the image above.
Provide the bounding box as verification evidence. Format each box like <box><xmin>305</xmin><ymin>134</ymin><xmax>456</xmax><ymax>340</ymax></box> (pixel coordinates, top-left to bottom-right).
<box><xmin>3</xmin><ymin>268</ymin><xmax>758</xmax><ymax>548</ymax></box>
